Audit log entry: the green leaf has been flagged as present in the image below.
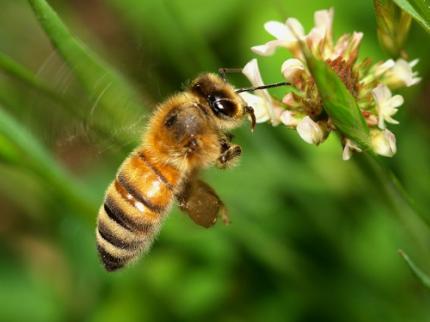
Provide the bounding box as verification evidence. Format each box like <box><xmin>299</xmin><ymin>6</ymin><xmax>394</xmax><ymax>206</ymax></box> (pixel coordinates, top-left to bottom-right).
<box><xmin>27</xmin><ymin>0</ymin><xmax>148</xmax><ymax>143</ymax></box>
<box><xmin>374</xmin><ymin>0</ymin><xmax>412</xmax><ymax>58</ymax></box>
<box><xmin>392</xmin><ymin>0</ymin><xmax>430</xmax><ymax>33</ymax></box>
<box><xmin>0</xmin><ymin>105</ymin><xmax>97</xmax><ymax>220</ymax></box>
<box><xmin>304</xmin><ymin>54</ymin><xmax>371</xmax><ymax>150</ymax></box>
<box><xmin>399</xmin><ymin>249</ymin><xmax>430</xmax><ymax>289</ymax></box>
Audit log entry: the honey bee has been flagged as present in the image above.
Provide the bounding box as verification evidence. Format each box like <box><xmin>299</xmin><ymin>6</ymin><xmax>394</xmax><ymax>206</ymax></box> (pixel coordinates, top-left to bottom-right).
<box><xmin>96</xmin><ymin>72</ymin><xmax>287</xmax><ymax>271</ymax></box>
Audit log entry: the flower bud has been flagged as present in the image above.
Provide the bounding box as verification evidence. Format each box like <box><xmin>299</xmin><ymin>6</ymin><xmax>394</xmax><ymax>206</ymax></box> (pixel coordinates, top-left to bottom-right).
<box><xmin>296</xmin><ymin>116</ymin><xmax>325</xmax><ymax>145</ymax></box>
<box><xmin>370</xmin><ymin>129</ymin><xmax>397</xmax><ymax>157</ymax></box>
<box><xmin>373</xmin><ymin>0</ymin><xmax>412</xmax><ymax>58</ymax></box>
<box><xmin>281</xmin><ymin>58</ymin><xmax>305</xmax><ymax>82</ymax></box>
<box><xmin>280</xmin><ymin>110</ymin><xmax>299</xmax><ymax>127</ymax></box>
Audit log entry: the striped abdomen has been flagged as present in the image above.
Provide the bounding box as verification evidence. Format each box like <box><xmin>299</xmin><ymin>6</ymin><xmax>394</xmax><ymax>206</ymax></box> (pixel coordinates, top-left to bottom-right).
<box><xmin>96</xmin><ymin>150</ymin><xmax>182</xmax><ymax>271</ymax></box>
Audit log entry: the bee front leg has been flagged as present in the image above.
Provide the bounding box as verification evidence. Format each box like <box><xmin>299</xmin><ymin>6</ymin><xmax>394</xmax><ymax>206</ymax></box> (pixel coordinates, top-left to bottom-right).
<box><xmin>216</xmin><ymin>134</ymin><xmax>242</xmax><ymax>169</ymax></box>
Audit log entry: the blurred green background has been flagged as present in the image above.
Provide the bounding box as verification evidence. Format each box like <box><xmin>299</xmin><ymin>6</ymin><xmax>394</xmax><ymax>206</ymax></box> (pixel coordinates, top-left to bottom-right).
<box><xmin>1</xmin><ymin>0</ymin><xmax>430</xmax><ymax>321</ymax></box>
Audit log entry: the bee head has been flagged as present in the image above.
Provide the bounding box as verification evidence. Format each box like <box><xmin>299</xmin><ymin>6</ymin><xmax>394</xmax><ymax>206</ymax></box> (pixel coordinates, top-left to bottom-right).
<box><xmin>190</xmin><ymin>73</ymin><xmax>255</xmax><ymax>130</ymax></box>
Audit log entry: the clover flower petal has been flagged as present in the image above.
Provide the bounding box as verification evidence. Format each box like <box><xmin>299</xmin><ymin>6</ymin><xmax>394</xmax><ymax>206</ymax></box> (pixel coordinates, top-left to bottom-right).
<box><xmin>281</xmin><ymin>58</ymin><xmax>305</xmax><ymax>82</ymax></box>
<box><xmin>280</xmin><ymin>110</ymin><xmax>300</xmax><ymax>127</ymax></box>
<box><xmin>375</xmin><ymin>59</ymin><xmax>395</xmax><ymax>77</ymax></box>
<box><xmin>239</xmin><ymin>92</ymin><xmax>270</xmax><ymax>123</ymax></box>
<box><xmin>296</xmin><ymin>116</ymin><xmax>324</xmax><ymax>145</ymax></box>
<box><xmin>314</xmin><ymin>8</ymin><xmax>334</xmax><ymax>34</ymax></box>
<box><xmin>251</xmin><ymin>19</ymin><xmax>305</xmax><ymax>57</ymax></box>
<box><xmin>342</xmin><ymin>139</ymin><xmax>362</xmax><ymax>160</ymax></box>
<box><xmin>242</xmin><ymin>59</ymin><xmax>277</xmax><ymax>123</ymax></box>
<box><xmin>372</xmin><ymin>84</ymin><xmax>404</xmax><ymax>128</ymax></box>
<box><xmin>251</xmin><ymin>40</ymin><xmax>284</xmax><ymax>56</ymax></box>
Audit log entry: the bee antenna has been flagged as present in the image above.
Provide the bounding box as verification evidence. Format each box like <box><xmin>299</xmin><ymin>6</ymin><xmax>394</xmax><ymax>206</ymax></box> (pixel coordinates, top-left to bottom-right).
<box><xmin>235</xmin><ymin>81</ymin><xmax>291</xmax><ymax>94</ymax></box>
<box><xmin>245</xmin><ymin>105</ymin><xmax>256</xmax><ymax>132</ymax></box>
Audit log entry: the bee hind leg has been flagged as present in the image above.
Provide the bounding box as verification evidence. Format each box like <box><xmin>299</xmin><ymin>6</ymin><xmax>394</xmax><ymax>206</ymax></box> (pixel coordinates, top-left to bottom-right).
<box><xmin>176</xmin><ymin>178</ymin><xmax>230</xmax><ymax>227</ymax></box>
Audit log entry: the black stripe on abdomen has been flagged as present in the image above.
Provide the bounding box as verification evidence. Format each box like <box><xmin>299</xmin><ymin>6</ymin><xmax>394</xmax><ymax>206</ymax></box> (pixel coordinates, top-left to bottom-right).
<box><xmin>137</xmin><ymin>152</ymin><xmax>174</xmax><ymax>191</ymax></box>
<box><xmin>97</xmin><ymin>221</ymin><xmax>142</xmax><ymax>251</ymax></box>
<box><xmin>97</xmin><ymin>244</ymin><xmax>129</xmax><ymax>272</ymax></box>
<box><xmin>104</xmin><ymin>197</ymin><xmax>152</xmax><ymax>233</ymax></box>
<box><xmin>117</xmin><ymin>174</ymin><xmax>165</xmax><ymax>214</ymax></box>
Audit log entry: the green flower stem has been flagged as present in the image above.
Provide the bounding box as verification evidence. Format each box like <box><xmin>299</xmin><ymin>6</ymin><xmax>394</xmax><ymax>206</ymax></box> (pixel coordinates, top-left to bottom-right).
<box><xmin>355</xmin><ymin>152</ymin><xmax>430</xmax><ymax>264</ymax></box>
<box><xmin>27</xmin><ymin>0</ymin><xmax>149</xmax><ymax>144</ymax></box>
<box><xmin>399</xmin><ymin>249</ymin><xmax>430</xmax><ymax>289</ymax></box>
<box><xmin>362</xmin><ymin>153</ymin><xmax>430</xmax><ymax>229</ymax></box>
<box><xmin>355</xmin><ymin>154</ymin><xmax>430</xmax><ymax>289</ymax></box>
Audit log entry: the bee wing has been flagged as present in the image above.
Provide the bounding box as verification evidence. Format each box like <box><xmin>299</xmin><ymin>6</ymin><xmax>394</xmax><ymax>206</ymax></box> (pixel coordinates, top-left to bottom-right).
<box><xmin>176</xmin><ymin>177</ymin><xmax>228</xmax><ymax>228</ymax></box>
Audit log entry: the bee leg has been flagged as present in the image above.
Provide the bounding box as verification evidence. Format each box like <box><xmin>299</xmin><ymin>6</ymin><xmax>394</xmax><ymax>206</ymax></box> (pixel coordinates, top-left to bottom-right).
<box><xmin>176</xmin><ymin>178</ymin><xmax>230</xmax><ymax>227</ymax></box>
<box><xmin>218</xmin><ymin>67</ymin><xmax>242</xmax><ymax>82</ymax></box>
<box><xmin>219</xmin><ymin>204</ymin><xmax>230</xmax><ymax>225</ymax></box>
<box><xmin>216</xmin><ymin>136</ymin><xmax>242</xmax><ymax>169</ymax></box>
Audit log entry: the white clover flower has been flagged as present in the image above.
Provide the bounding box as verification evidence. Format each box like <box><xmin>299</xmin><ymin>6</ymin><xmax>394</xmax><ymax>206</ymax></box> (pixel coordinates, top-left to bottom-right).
<box><xmin>374</xmin><ymin>59</ymin><xmax>396</xmax><ymax>77</ymax></box>
<box><xmin>371</xmin><ymin>129</ymin><xmax>397</xmax><ymax>157</ymax></box>
<box><xmin>251</xmin><ymin>19</ymin><xmax>305</xmax><ymax>56</ymax></box>
<box><xmin>314</xmin><ymin>7</ymin><xmax>334</xmax><ymax>39</ymax></box>
<box><xmin>281</xmin><ymin>58</ymin><xmax>305</xmax><ymax>82</ymax></box>
<box><xmin>372</xmin><ymin>84</ymin><xmax>404</xmax><ymax>129</ymax></box>
<box><xmin>296</xmin><ymin>116</ymin><xmax>324</xmax><ymax>145</ymax></box>
<box><xmin>383</xmin><ymin>59</ymin><xmax>421</xmax><ymax>89</ymax></box>
<box><xmin>280</xmin><ymin>110</ymin><xmax>300</xmax><ymax>127</ymax></box>
<box><xmin>282</xmin><ymin>92</ymin><xmax>299</xmax><ymax>107</ymax></box>
<box><xmin>244</xmin><ymin>8</ymin><xmax>420</xmax><ymax>160</ymax></box>
<box><xmin>239</xmin><ymin>92</ymin><xmax>270</xmax><ymax>123</ymax></box>
<box><xmin>304</xmin><ymin>9</ymin><xmax>335</xmax><ymax>59</ymax></box>
<box><xmin>241</xmin><ymin>59</ymin><xmax>278</xmax><ymax>124</ymax></box>
<box><xmin>342</xmin><ymin>139</ymin><xmax>362</xmax><ymax>161</ymax></box>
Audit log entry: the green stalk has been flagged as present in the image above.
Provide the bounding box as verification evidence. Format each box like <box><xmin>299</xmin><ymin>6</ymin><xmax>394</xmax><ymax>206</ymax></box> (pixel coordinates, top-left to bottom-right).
<box><xmin>399</xmin><ymin>249</ymin><xmax>430</xmax><ymax>289</ymax></box>
<box><xmin>359</xmin><ymin>153</ymin><xmax>430</xmax><ymax>229</ymax></box>
<box><xmin>27</xmin><ymin>0</ymin><xmax>149</xmax><ymax>144</ymax></box>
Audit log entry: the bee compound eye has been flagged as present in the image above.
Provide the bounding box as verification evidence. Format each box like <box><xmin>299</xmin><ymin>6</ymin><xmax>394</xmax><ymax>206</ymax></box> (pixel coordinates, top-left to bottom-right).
<box><xmin>208</xmin><ymin>95</ymin><xmax>236</xmax><ymax>118</ymax></box>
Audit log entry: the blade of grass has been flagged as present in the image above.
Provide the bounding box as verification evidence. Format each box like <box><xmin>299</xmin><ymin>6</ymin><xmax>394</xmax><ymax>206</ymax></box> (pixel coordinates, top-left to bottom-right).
<box><xmin>399</xmin><ymin>249</ymin><xmax>430</xmax><ymax>289</ymax></box>
<box><xmin>27</xmin><ymin>0</ymin><xmax>149</xmax><ymax>141</ymax></box>
<box><xmin>0</xmin><ymin>105</ymin><xmax>97</xmax><ymax>221</ymax></box>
